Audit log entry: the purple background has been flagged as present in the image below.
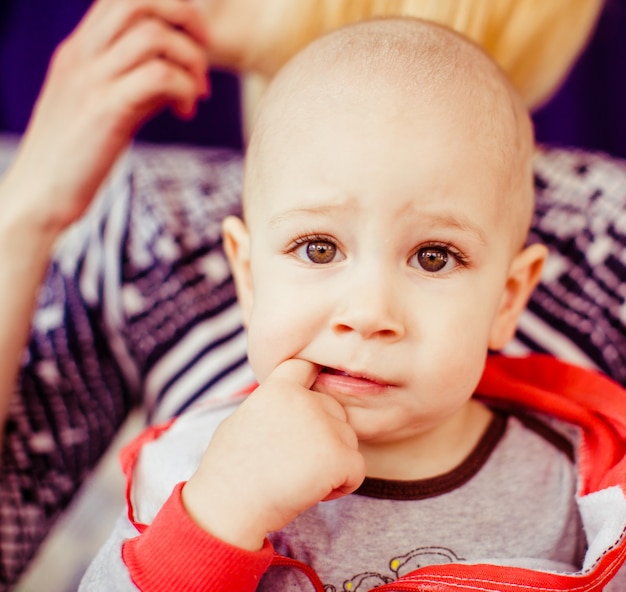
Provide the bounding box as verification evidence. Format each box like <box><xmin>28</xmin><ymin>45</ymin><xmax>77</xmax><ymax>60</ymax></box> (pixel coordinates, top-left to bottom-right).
<box><xmin>0</xmin><ymin>0</ymin><xmax>624</xmax><ymax>157</ymax></box>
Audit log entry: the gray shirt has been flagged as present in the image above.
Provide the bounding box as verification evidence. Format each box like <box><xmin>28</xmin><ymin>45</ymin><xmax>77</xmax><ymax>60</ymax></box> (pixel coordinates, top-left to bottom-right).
<box><xmin>261</xmin><ymin>411</ymin><xmax>583</xmax><ymax>591</ymax></box>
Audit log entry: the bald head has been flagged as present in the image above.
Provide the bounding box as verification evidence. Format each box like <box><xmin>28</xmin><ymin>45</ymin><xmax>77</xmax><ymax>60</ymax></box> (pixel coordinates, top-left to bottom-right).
<box><xmin>245</xmin><ymin>17</ymin><xmax>535</xmax><ymax>250</ymax></box>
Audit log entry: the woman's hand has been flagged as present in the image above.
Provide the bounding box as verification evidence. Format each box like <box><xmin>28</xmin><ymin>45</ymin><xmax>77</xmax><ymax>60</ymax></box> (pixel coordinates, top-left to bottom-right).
<box><xmin>2</xmin><ymin>0</ymin><xmax>211</xmax><ymax>236</ymax></box>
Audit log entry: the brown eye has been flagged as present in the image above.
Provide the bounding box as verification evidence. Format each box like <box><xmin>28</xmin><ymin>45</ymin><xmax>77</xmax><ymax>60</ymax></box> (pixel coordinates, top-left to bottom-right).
<box><xmin>306</xmin><ymin>241</ymin><xmax>337</xmax><ymax>264</ymax></box>
<box><xmin>417</xmin><ymin>247</ymin><xmax>449</xmax><ymax>272</ymax></box>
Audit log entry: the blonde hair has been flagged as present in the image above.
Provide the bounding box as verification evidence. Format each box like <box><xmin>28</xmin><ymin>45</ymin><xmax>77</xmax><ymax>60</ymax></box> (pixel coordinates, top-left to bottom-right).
<box><xmin>243</xmin><ymin>0</ymin><xmax>603</xmax><ymax>131</ymax></box>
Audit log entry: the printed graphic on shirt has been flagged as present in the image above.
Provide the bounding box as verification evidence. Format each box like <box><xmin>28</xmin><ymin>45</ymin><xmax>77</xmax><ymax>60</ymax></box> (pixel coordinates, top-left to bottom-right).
<box><xmin>322</xmin><ymin>546</ymin><xmax>464</xmax><ymax>591</ymax></box>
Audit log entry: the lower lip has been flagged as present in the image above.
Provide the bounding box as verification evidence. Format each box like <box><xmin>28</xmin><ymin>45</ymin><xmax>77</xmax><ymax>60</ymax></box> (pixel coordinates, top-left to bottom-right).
<box><xmin>313</xmin><ymin>371</ymin><xmax>391</xmax><ymax>397</ymax></box>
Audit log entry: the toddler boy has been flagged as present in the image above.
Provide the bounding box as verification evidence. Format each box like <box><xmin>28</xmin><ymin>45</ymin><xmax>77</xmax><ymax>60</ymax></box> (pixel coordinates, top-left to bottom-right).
<box><xmin>81</xmin><ymin>16</ymin><xmax>626</xmax><ymax>592</ymax></box>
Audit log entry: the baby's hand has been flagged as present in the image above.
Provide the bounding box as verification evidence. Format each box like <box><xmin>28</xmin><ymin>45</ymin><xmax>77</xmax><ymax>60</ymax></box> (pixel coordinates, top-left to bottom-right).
<box><xmin>181</xmin><ymin>359</ymin><xmax>366</xmax><ymax>551</ymax></box>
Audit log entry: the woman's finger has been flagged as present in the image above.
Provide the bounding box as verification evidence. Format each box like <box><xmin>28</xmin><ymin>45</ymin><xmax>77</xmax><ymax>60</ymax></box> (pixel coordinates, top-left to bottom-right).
<box><xmin>100</xmin><ymin>16</ymin><xmax>210</xmax><ymax>95</ymax></box>
<box><xmin>74</xmin><ymin>0</ymin><xmax>210</xmax><ymax>58</ymax></box>
<box><xmin>105</xmin><ymin>55</ymin><xmax>205</xmax><ymax>126</ymax></box>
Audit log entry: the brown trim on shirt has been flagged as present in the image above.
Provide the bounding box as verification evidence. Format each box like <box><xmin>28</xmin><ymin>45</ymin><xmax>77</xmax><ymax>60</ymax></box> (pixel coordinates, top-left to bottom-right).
<box><xmin>355</xmin><ymin>405</ymin><xmax>576</xmax><ymax>501</ymax></box>
<box><xmin>510</xmin><ymin>410</ymin><xmax>575</xmax><ymax>462</ymax></box>
<box><xmin>354</xmin><ymin>411</ymin><xmax>508</xmax><ymax>501</ymax></box>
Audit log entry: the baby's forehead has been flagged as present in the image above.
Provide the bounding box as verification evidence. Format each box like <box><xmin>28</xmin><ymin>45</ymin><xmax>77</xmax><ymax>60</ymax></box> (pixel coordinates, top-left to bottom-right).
<box><xmin>253</xmin><ymin>18</ymin><xmax>528</xmax><ymax>151</ymax></box>
<box><xmin>246</xmin><ymin>18</ymin><xmax>534</xmax><ymax>237</ymax></box>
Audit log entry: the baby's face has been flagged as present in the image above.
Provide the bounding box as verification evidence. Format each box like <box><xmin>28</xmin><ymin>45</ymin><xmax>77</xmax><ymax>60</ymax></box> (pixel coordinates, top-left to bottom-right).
<box><xmin>233</xmin><ymin>79</ymin><xmax>527</xmax><ymax>447</ymax></box>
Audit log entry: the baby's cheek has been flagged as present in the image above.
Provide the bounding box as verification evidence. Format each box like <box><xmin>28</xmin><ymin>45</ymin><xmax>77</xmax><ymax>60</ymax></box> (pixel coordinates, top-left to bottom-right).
<box><xmin>247</xmin><ymin>302</ymin><xmax>317</xmax><ymax>383</ymax></box>
<box><xmin>245</xmin><ymin>322</ymin><xmax>275</xmax><ymax>382</ymax></box>
<box><xmin>246</xmin><ymin>312</ymin><xmax>292</xmax><ymax>382</ymax></box>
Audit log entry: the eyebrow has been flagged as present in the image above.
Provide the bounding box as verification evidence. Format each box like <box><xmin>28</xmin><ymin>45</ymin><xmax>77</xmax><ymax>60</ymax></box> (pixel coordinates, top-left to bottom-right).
<box><xmin>416</xmin><ymin>211</ymin><xmax>489</xmax><ymax>245</ymax></box>
<box><xmin>269</xmin><ymin>205</ymin><xmax>342</xmax><ymax>228</ymax></box>
<box><xmin>269</xmin><ymin>202</ymin><xmax>489</xmax><ymax>245</ymax></box>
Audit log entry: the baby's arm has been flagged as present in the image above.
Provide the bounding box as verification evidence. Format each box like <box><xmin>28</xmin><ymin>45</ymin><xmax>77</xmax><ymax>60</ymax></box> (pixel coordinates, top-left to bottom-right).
<box><xmin>81</xmin><ymin>359</ymin><xmax>365</xmax><ymax>591</ymax></box>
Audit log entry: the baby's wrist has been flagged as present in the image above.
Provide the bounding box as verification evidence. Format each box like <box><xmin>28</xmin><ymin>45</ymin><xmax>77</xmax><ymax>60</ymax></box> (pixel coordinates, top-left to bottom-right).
<box><xmin>181</xmin><ymin>477</ymin><xmax>268</xmax><ymax>552</ymax></box>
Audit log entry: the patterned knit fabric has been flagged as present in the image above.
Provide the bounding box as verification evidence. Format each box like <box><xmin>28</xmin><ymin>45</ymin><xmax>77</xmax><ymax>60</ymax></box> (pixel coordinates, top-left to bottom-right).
<box><xmin>0</xmin><ymin>140</ymin><xmax>625</xmax><ymax>587</ymax></box>
<box><xmin>506</xmin><ymin>147</ymin><xmax>626</xmax><ymax>385</ymax></box>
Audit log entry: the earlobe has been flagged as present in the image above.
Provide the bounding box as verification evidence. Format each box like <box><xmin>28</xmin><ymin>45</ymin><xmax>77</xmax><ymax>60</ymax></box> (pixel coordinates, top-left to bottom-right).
<box><xmin>222</xmin><ymin>215</ymin><xmax>253</xmax><ymax>327</ymax></box>
<box><xmin>488</xmin><ymin>243</ymin><xmax>548</xmax><ymax>351</ymax></box>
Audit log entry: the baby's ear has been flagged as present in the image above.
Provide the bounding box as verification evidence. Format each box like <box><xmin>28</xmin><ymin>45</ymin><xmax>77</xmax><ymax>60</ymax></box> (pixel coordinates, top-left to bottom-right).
<box><xmin>222</xmin><ymin>216</ymin><xmax>253</xmax><ymax>327</ymax></box>
<box><xmin>488</xmin><ymin>243</ymin><xmax>548</xmax><ymax>351</ymax></box>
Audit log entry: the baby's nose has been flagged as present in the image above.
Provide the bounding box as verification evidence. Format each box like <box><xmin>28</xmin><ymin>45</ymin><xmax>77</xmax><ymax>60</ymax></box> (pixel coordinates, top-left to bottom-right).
<box><xmin>331</xmin><ymin>277</ymin><xmax>404</xmax><ymax>341</ymax></box>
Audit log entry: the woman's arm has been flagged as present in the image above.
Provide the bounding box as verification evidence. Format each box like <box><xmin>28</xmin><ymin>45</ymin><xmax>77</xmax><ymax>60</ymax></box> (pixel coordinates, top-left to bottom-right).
<box><xmin>0</xmin><ymin>0</ymin><xmax>210</xmax><ymax>439</ymax></box>
<box><xmin>0</xmin><ymin>176</ymin><xmax>61</xmax><ymax>445</ymax></box>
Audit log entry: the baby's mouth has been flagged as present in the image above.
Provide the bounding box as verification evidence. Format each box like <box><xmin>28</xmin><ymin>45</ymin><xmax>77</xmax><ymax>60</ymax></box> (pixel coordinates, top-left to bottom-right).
<box><xmin>320</xmin><ymin>366</ymin><xmax>388</xmax><ymax>386</ymax></box>
<box><xmin>321</xmin><ymin>367</ymin><xmax>349</xmax><ymax>376</ymax></box>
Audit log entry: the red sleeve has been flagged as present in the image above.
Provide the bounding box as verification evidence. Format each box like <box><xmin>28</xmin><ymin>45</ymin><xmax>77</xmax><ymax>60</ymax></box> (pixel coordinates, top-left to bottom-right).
<box><xmin>122</xmin><ymin>482</ymin><xmax>274</xmax><ymax>592</ymax></box>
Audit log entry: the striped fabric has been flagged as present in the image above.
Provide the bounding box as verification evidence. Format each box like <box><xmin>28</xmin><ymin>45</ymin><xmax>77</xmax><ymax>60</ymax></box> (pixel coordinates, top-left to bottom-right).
<box><xmin>0</xmin><ymin>140</ymin><xmax>625</xmax><ymax>587</ymax></box>
<box><xmin>507</xmin><ymin>148</ymin><xmax>626</xmax><ymax>384</ymax></box>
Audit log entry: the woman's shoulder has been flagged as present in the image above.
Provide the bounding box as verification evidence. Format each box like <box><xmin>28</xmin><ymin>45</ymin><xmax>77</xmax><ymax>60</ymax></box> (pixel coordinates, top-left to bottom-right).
<box><xmin>516</xmin><ymin>146</ymin><xmax>626</xmax><ymax>386</ymax></box>
<box><xmin>533</xmin><ymin>146</ymin><xmax>626</xmax><ymax>216</ymax></box>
